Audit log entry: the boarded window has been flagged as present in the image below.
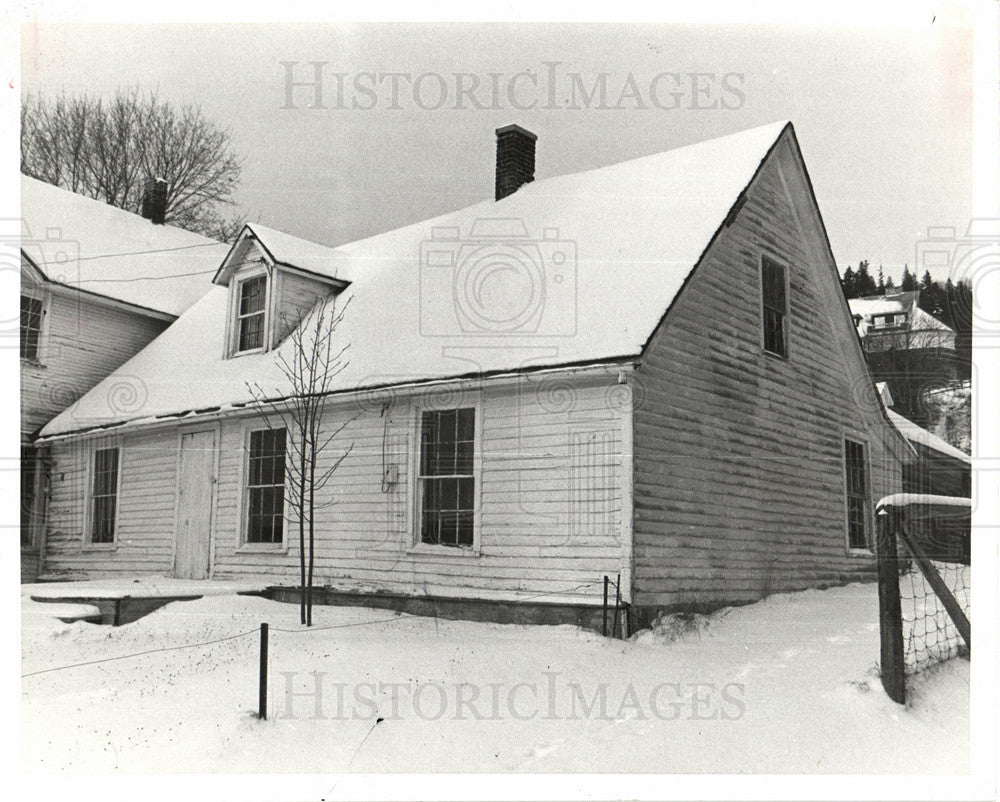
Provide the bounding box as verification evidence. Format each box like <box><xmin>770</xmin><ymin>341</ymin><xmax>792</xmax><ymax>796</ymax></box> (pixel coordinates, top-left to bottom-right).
<box><xmin>761</xmin><ymin>257</ymin><xmax>787</xmax><ymax>357</ymax></box>
<box><xmin>21</xmin><ymin>445</ymin><xmax>38</xmax><ymax>547</ymax></box>
<box><xmin>91</xmin><ymin>447</ymin><xmax>120</xmax><ymax>544</ymax></box>
<box><xmin>236</xmin><ymin>276</ymin><xmax>267</xmax><ymax>352</ymax></box>
<box><xmin>247</xmin><ymin>428</ymin><xmax>286</xmax><ymax>544</ymax></box>
<box><xmin>845</xmin><ymin>439</ymin><xmax>870</xmax><ymax>550</ymax></box>
<box><xmin>20</xmin><ymin>295</ymin><xmax>43</xmax><ymax>360</ymax></box>
<box><xmin>419</xmin><ymin>408</ymin><xmax>475</xmax><ymax>548</ymax></box>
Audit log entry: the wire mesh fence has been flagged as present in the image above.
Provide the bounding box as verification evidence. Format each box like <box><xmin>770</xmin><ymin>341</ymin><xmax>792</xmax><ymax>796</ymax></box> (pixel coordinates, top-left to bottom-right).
<box><xmin>876</xmin><ymin>495</ymin><xmax>971</xmax><ymax>704</ymax></box>
<box><xmin>899</xmin><ymin>559</ymin><xmax>970</xmax><ymax>675</ymax></box>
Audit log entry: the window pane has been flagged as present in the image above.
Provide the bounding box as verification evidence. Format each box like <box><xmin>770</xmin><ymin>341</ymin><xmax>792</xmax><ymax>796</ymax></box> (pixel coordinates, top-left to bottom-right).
<box><xmin>844</xmin><ymin>439</ymin><xmax>869</xmax><ymax>549</ymax></box>
<box><xmin>20</xmin><ymin>295</ymin><xmax>43</xmax><ymax>360</ymax></box>
<box><xmin>419</xmin><ymin>410</ymin><xmax>476</xmax><ymax>548</ymax></box>
<box><xmin>762</xmin><ymin>259</ymin><xmax>786</xmax><ymax>310</ymax></box>
<box><xmin>239</xmin><ymin>312</ymin><xmax>264</xmax><ymax>351</ymax></box>
<box><xmin>240</xmin><ymin>277</ymin><xmax>266</xmax><ymax>315</ymax></box>
<box><xmin>246</xmin><ymin>429</ymin><xmax>286</xmax><ymax>544</ymax></box>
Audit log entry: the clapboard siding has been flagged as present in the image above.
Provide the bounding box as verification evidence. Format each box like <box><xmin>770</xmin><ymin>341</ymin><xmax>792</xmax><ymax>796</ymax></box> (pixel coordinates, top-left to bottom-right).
<box><xmin>273</xmin><ymin>270</ymin><xmax>335</xmax><ymax>343</ymax></box>
<box><xmin>42</xmin><ymin>430</ymin><xmax>179</xmax><ymax>578</ymax></box>
<box><xmin>42</xmin><ymin>374</ymin><xmax>628</xmax><ymax>602</ymax></box>
<box><xmin>20</xmin><ymin>269</ymin><xmax>169</xmax><ymax>437</ymax></box>
<box><xmin>631</xmin><ymin>135</ymin><xmax>903</xmax><ymax>611</ymax></box>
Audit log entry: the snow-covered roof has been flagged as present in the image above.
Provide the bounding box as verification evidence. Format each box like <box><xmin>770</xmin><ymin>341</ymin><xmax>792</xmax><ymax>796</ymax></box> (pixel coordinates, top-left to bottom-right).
<box><xmin>876</xmin><ymin>493</ymin><xmax>971</xmax><ymax>510</ymax></box>
<box><xmin>886</xmin><ymin>410</ymin><xmax>971</xmax><ymax>464</ymax></box>
<box><xmin>848</xmin><ymin>291</ymin><xmax>953</xmax><ymax>336</ymax></box>
<box><xmin>20</xmin><ymin>176</ymin><xmax>230</xmax><ymax>317</ymax></box>
<box><xmin>41</xmin><ymin>121</ymin><xmax>802</xmax><ymax>438</ymax></box>
<box><xmin>213</xmin><ymin>222</ymin><xmax>349</xmax><ymax>285</ymax></box>
<box><xmin>875</xmin><ymin>381</ymin><xmax>895</xmax><ymax>409</ymax></box>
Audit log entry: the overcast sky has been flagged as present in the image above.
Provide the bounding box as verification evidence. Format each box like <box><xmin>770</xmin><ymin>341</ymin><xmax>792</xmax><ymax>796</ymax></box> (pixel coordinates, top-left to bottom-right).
<box><xmin>21</xmin><ymin>15</ymin><xmax>975</xmax><ymax>282</ymax></box>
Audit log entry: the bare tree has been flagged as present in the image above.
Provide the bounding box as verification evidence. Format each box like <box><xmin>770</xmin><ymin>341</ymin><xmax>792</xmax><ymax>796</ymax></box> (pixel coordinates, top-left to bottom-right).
<box><xmin>247</xmin><ymin>297</ymin><xmax>355</xmax><ymax>625</ymax></box>
<box><xmin>21</xmin><ymin>88</ymin><xmax>242</xmax><ymax>239</ymax></box>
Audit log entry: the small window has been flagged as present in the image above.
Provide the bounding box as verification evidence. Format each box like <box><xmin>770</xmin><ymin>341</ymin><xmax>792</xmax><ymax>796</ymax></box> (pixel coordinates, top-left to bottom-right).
<box><xmin>20</xmin><ymin>295</ymin><xmax>43</xmax><ymax>360</ymax></box>
<box><xmin>21</xmin><ymin>445</ymin><xmax>38</xmax><ymax>547</ymax></box>
<box><xmin>844</xmin><ymin>439</ymin><xmax>871</xmax><ymax>550</ymax></box>
<box><xmin>419</xmin><ymin>408</ymin><xmax>476</xmax><ymax>548</ymax></box>
<box><xmin>236</xmin><ymin>276</ymin><xmax>267</xmax><ymax>352</ymax></box>
<box><xmin>761</xmin><ymin>257</ymin><xmax>787</xmax><ymax>357</ymax></box>
<box><xmin>246</xmin><ymin>428</ymin><xmax>286</xmax><ymax>544</ymax></box>
<box><xmin>90</xmin><ymin>447</ymin><xmax>120</xmax><ymax>544</ymax></box>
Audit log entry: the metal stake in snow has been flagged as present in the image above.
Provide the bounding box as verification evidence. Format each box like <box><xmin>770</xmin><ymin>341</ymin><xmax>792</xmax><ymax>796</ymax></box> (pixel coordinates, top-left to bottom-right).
<box><xmin>259</xmin><ymin>622</ymin><xmax>269</xmax><ymax>720</ymax></box>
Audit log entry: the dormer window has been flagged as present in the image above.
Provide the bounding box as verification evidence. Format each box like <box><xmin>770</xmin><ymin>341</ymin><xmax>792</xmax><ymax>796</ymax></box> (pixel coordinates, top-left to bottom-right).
<box><xmin>236</xmin><ymin>275</ymin><xmax>267</xmax><ymax>353</ymax></box>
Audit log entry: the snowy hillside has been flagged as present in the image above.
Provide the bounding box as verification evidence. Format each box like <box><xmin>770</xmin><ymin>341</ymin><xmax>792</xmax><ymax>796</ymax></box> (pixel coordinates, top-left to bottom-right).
<box><xmin>21</xmin><ymin>582</ymin><xmax>968</xmax><ymax>775</ymax></box>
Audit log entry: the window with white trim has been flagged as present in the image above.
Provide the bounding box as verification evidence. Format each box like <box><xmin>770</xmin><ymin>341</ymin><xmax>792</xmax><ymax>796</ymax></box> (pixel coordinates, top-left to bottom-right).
<box><xmin>844</xmin><ymin>438</ymin><xmax>871</xmax><ymax>550</ymax></box>
<box><xmin>235</xmin><ymin>275</ymin><xmax>267</xmax><ymax>352</ymax></box>
<box><xmin>246</xmin><ymin>428</ymin><xmax>286</xmax><ymax>544</ymax></box>
<box><xmin>761</xmin><ymin>257</ymin><xmax>788</xmax><ymax>357</ymax></box>
<box><xmin>90</xmin><ymin>447</ymin><xmax>120</xmax><ymax>544</ymax></box>
<box><xmin>20</xmin><ymin>294</ymin><xmax>43</xmax><ymax>360</ymax></box>
<box><xmin>418</xmin><ymin>408</ymin><xmax>476</xmax><ymax>548</ymax></box>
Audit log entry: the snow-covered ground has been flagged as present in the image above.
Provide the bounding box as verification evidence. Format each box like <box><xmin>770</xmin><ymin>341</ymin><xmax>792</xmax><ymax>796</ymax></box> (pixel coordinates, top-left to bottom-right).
<box><xmin>21</xmin><ymin>581</ymin><xmax>968</xmax><ymax>774</ymax></box>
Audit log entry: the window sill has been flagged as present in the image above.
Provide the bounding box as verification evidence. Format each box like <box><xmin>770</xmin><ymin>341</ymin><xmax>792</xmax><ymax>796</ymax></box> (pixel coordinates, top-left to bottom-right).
<box><xmin>406</xmin><ymin>542</ymin><xmax>481</xmax><ymax>558</ymax></box>
<box><xmin>229</xmin><ymin>346</ymin><xmax>267</xmax><ymax>359</ymax></box>
<box><xmin>237</xmin><ymin>543</ymin><xmax>288</xmax><ymax>554</ymax></box>
<box><xmin>82</xmin><ymin>543</ymin><xmax>117</xmax><ymax>552</ymax></box>
<box><xmin>20</xmin><ymin>358</ymin><xmax>46</xmax><ymax>369</ymax></box>
<box><xmin>762</xmin><ymin>348</ymin><xmax>789</xmax><ymax>362</ymax></box>
<box><xmin>847</xmin><ymin>547</ymin><xmax>874</xmax><ymax>558</ymax></box>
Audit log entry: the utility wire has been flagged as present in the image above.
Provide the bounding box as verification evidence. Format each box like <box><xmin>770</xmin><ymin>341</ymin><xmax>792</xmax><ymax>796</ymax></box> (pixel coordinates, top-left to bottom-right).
<box><xmin>21</xmin><ymin>627</ymin><xmax>259</xmax><ymax>679</ymax></box>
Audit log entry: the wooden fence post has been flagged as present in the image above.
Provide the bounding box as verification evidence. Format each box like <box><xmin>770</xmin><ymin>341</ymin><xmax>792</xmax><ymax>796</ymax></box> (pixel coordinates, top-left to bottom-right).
<box><xmin>259</xmin><ymin>622</ymin><xmax>269</xmax><ymax>720</ymax></box>
<box><xmin>876</xmin><ymin>507</ymin><xmax>906</xmax><ymax>705</ymax></box>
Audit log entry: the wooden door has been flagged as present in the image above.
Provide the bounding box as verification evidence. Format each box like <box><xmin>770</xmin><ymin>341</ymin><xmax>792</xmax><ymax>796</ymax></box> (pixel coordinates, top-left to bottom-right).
<box><xmin>174</xmin><ymin>429</ymin><xmax>216</xmax><ymax>579</ymax></box>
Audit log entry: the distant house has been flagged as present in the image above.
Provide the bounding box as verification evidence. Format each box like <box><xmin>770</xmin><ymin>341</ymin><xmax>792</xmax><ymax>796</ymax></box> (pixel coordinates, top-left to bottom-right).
<box><xmin>19</xmin><ymin>177</ymin><xmax>229</xmax><ymax>581</ymax></box>
<box><xmin>848</xmin><ymin>291</ymin><xmax>956</xmax><ymax>353</ymax></box>
<box><xmin>883</xmin><ymin>410</ymin><xmax>971</xmax><ymax>498</ymax></box>
<box><xmin>32</xmin><ymin>122</ymin><xmax>912</xmax><ymax>628</ymax></box>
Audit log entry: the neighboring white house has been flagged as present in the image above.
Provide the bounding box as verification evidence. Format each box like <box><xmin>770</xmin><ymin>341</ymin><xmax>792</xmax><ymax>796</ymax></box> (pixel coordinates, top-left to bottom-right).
<box><xmin>32</xmin><ymin>122</ymin><xmax>912</xmax><ymax>629</ymax></box>
<box><xmin>848</xmin><ymin>290</ymin><xmax>956</xmax><ymax>352</ymax></box>
<box><xmin>19</xmin><ymin>177</ymin><xmax>229</xmax><ymax>581</ymax></box>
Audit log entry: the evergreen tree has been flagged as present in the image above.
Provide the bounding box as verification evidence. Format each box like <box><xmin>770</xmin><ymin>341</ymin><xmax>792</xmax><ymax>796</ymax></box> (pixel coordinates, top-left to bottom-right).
<box><xmin>921</xmin><ymin>270</ymin><xmax>933</xmax><ymax>290</ymax></box>
<box><xmin>841</xmin><ymin>265</ymin><xmax>857</xmax><ymax>298</ymax></box>
<box><xmin>901</xmin><ymin>265</ymin><xmax>916</xmax><ymax>291</ymax></box>
<box><xmin>885</xmin><ymin>275</ymin><xmax>896</xmax><ymax>291</ymax></box>
<box><xmin>855</xmin><ymin>260</ymin><xmax>877</xmax><ymax>296</ymax></box>
<box><xmin>877</xmin><ymin>265</ymin><xmax>885</xmax><ymax>293</ymax></box>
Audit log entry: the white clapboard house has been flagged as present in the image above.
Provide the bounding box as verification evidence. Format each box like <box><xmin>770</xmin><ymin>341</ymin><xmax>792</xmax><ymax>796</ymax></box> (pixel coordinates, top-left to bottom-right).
<box><xmin>32</xmin><ymin>122</ymin><xmax>913</xmax><ymax>628</ymax></box>
<box><xmin>19</xmin><ymin>177</ymin><xmax>229</xmax><ymax>581</ymax></box>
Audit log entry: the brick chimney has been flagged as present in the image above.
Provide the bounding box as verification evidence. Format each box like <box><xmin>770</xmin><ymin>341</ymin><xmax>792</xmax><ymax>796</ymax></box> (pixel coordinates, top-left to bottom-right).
<box><xmin>495</xmin><ymin>124</ymin><xmax>537</xmax><ymax>201</ymax></box>
<box><xmin>140</xmin><ymin>178</ymin><xmax>168</xmax><ymax>225</ymax></box>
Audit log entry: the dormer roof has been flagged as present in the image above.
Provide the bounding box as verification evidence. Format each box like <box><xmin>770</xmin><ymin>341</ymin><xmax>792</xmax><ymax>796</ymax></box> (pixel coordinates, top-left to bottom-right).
<box><xmin>213</xmin><ymin>223</ymin><xmax>350</xmax><ymax>291</ymax></box>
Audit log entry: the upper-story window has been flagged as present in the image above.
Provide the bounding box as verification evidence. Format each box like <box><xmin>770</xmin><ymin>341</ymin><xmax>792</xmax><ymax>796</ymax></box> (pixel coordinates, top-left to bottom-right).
<box><xmin>761</xmin><ymin>256</ymin><xmax>788</xmax><ymax>358</ymax></box>
<box><xmin>236</xmin><ymin>275</ymin><xmax>267</xmax><ymax>353</ymax></box>
<box><xmin>20</xmin><ymin>294</ymin><xmax>44</xmax><ymax>361</ymax></box>
<box><xmin>871</xmin><ymin>313</ymin><xmax>906</xmax><ymax>329</ymax></box>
